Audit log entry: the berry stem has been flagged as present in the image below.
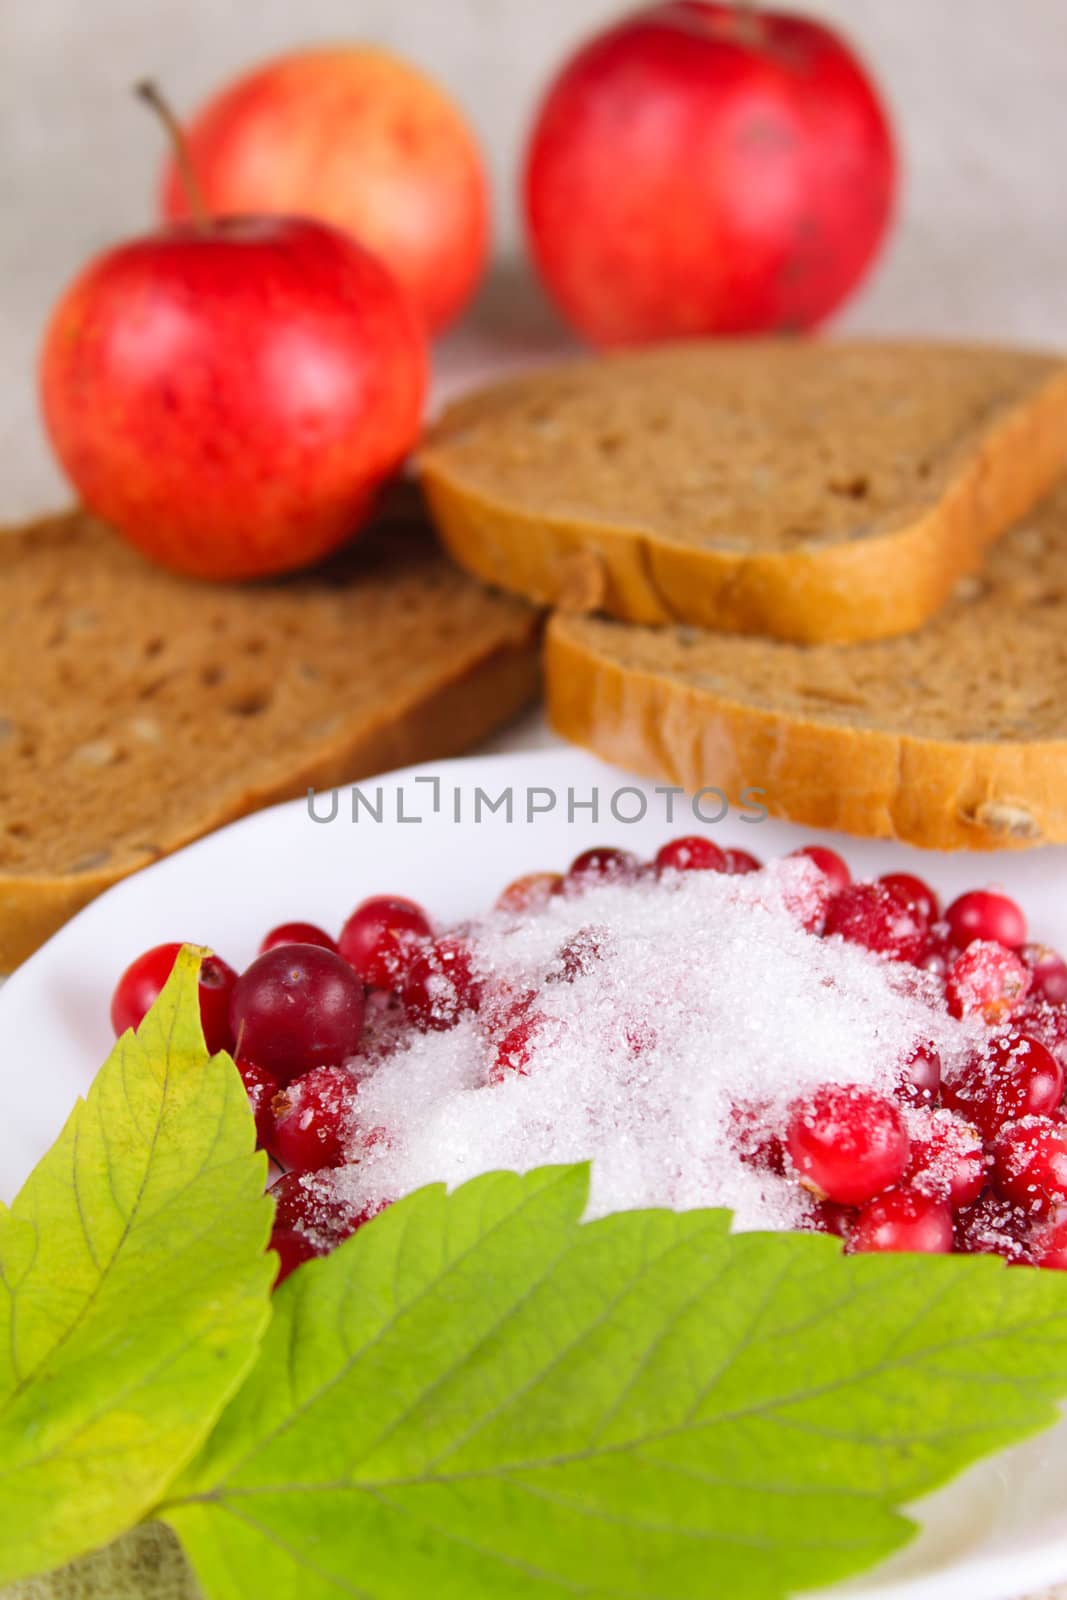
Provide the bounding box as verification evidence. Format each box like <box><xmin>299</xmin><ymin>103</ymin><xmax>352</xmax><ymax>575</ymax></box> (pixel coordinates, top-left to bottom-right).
<box><xmin>135</xmin><ymin>79</ymin><xmax>210</xmax><ymax>232</ymax></box>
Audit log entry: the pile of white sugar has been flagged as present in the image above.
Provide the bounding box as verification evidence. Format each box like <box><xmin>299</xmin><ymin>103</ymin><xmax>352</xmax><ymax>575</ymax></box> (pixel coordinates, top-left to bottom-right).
<box><xmin>326</xmin><ymin>859</ymin><xmax>978</xmax><ymax>1232</ymax></box>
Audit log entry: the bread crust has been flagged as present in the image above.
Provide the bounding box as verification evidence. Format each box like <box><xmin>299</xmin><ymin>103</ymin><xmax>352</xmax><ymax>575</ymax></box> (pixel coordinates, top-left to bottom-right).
<box><xmin>545</xmin><ymin>615</ymin><xmax>1067</xmax><ymax>852</ymax></box>
<box><xmin>420</xmin><ymin>345</ymin><xmax>1067</xmax><ymax>645</ymax></box>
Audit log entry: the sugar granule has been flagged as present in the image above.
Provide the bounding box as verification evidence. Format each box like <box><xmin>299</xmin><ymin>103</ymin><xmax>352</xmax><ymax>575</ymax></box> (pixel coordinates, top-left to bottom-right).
<box><xmin>326</xmin><ymin>860</ymin><xmax>978</xmax><ymax>1231</ymax></box>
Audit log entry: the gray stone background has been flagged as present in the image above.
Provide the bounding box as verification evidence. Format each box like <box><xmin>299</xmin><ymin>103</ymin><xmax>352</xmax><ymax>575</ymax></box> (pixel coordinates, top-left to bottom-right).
<box><xmin>1</xmin><ymin>0</ymin><xmax>1065</xmax><ymax>520</ymax></box>
<box><xmin>1</xmin><ymin>7</ymin><xmax>1065</xmax><ymax>1591</ymax></box>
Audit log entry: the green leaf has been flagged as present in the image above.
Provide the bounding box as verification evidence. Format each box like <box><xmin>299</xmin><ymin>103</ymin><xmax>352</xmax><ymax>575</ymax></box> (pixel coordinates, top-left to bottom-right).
<box><xmin>0</xmin><ymin>948</ymin><xmax>275</xmax><ymax>1586</ymax></box>
<box><xmin>163</xmin><ymin>1163</ymin><xmax>1067</xmax><ymax>1600</ymax></box>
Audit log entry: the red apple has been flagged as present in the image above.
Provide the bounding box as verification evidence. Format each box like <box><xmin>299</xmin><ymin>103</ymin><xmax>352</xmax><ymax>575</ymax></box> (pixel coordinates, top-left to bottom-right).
<box><xmin>39</xmin><ymin>215</ymin><xmax>427</xmax><ymax>579</ymax></box>
<box><xmin>524</xmin><ymin>1</ymin><xmax>897</xmax><ymax>344</ymax></box>
<box><xmin>161</xmin><ymin>47</ymin><xmax>490</xmax><ymax>335</ymax></box>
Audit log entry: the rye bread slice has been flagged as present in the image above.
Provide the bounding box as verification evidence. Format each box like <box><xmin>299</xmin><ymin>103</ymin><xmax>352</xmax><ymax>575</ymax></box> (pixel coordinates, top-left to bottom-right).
<box><xmin>546</xmin><ymin>484</ymin><xmax>1067</xmax><ymax>852</ymax></box>
<box><xmin>0</xmin><ymin>495</ymin><xmax>541</xmax><ymax>970</ymax></box>
<box><xmin>419</xmin><ymin>340</ymin><xmax>1067</xmax><ymax>644</ymax></box>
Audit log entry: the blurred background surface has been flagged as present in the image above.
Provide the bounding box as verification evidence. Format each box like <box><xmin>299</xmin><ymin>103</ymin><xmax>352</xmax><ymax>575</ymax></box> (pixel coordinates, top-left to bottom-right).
<box><xmin>1</xmin><ymin>0</ymin><xmax>1064</xmax><ymax>519</ymax></box>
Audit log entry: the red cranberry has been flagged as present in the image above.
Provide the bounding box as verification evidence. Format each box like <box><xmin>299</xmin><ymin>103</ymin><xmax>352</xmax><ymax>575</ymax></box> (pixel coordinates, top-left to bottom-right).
<box><xmin>896</xmin><ymin>1043</ymin><xmax>942</xmax><ymax>1107</ymax></box>
<box><xmin>402</xmin><ymin>934</ymin><xmax>482</xmax><ymax>1030</ymax></box>
<box><xmin>269</xmin><ymin>1065</ymin><xmax>361</xmax><ymax>1172</ymax></box>
<box><xmin>852</xmin><ymin>1189</ymin><xmax>954</xmax><ymax>1254</ymax></box>
<box><xmin>488</xmin><ymin>1012</ymin><xmax>563</xmax><ymax>1084</ymax></box>
<box><xmin>655</xmin><ymin>835</ymin><xmax>726</xmax><ymax>874</ymax></box>
<box><xmin>879</xmin><ymin>872</ymin><xmax>940</xmax><ymax>923</ymax></box>
<box><xmin>1031</xmin><ymin>1214</ymin><xmax>1067</xmax><ymax>1270</ymax></box>
<box><xmin>1021</xmin><ymin>945</ymin><xmax>1067</xmax><ymax>1007</ymax></box>
<box><xmin>942</xmin><ymin>1033</ymin><xmax>1063</xmax><ymax>1141</ymax></box>
<box><xmin>230</xmin><ymin>945</ymin><xmax>365</xmax><ymax>1083</ymax></box>
<box><xmin>954</xmin><ymin>1191</ymin><xmax>1033</xmax><ymax>1262</ymax></box>
<box><xmin>548</xmin><ymin>924</ymin><xmax>608</xmax><ymax>983</ymax></box>
<box><xmin>269</xmin><ymin>1169</ymin><xmax>380</xmax><ymax>1243</ymax></box>
<box><xmin>822</xmin><ymin>882</ymin><xmax>928</xmax><ymax>963</ymax></box>
<box><xmin>237</xmin><ymin>1058</ymin><xmax>280</xmax><ymax>1148</ymax></box>
<box><xmin>722</xmin><ymin>847</ymin><xmax>761</xmax><ymax>875</ymax></box>
<box><xmin>945</xmin><ymin>889</ymin><xmax>1026</xmax><ymax>951</ymax></box>
<box><xmin>111</xmin><ymin>942</ymin><xmax>237</xmax><ymax>1053</ymax></box>
<box><xmin>919</xmin><ymin>923</ymin><xmax>956</xmax><ymax>978</ymax></box>
<box><xmin>270</xmin><ymin>1225</ymin><xmax>319</xmax><ymax>1287</ymax></box>
<box><xmin>945</xmin><ymin>941</ymin><xmax>1030</xmax><ymax>1022</ymax></box>
<box><xmin>729</xmin><ymin>1100</ymin><xmax>786</xmax><ymax>1175</ymax></box>
<box><xmin>790</xmin><ymin>845</ymin><xmax>850</xmax><ymax>895</ymax></box>
<box><xmin>991</xmin><ymin>1117</ymin><xmax>1067</xmax><ymax>1218</ymax></box>
<box><xmin>904</xmin><ymin>1109</ymin><xmax>987</xmax><ymax>1208</ymax></box>
<box><xmin>780</xmin><ymin>870</ymin><xmax>833</xmax><ymax>935</ymax></box>
<box><xmin>338</xmin><ymin>896</ymin><xmax>432</xmax><ymax>991</ymax></box>
<box><xmin>495</xmin><ymin>872</ymin><xmax>564</xmax><ymax>913</ymax></box>
<box><xmin>266</xmin><ymin>1170</ymin><xmax>386</xmax><ymax>1286</ymax></box>
<box><xmin>481</xmin><ymin>981</ymin><xmax>537</xmax><ymax>1033</ymax></box>
<box><xmin>786</xmin><ymin>1085</ymin><xmax>909</xmax><ymax>1206</ymax></box>
<box><xmin>1015</xmin><ymin>999</ymin><xmax>1067</xmax><ymax>1069</ymax></box>
<box><xmin>802</xmin><ymin>1199</ymin><xmax>855</xmax><ymax>1239</ymax></box>
<box><xmin>259</xmin><ymin>921</ymin><xmax>337</xmax><ymax>955</ymax></box>
<box><xmin>566</xmin><ymin>846</ymin><xmax>640</xmax><ymax>888</ymax></box>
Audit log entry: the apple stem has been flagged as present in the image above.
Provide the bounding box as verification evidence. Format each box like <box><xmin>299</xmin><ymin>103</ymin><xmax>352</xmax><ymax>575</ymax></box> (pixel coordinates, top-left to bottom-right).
<box><xmin>734</xmin><ymin>1</ymin><xmax>764</xmax><ymax>46</ymax></box>
<box><xmin>135</xmin><ymin>79</ymin><xmax>210</xmax><ymax>232</ymax></box>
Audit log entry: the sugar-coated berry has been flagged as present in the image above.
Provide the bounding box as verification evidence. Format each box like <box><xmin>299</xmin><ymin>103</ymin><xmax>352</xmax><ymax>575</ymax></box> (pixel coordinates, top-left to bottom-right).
<box><xmin>1031</xmin><ymin>1215</ymin><xmax>1067</xmax><ymax>1270</ymax></box>
<box><xmin>237</xmin><ymin>1058</ymin><xmax>280</xmax><ymax>1148</ymax></box>
<box><xmin>729</xmin><ymin>1100</ymin><xmax>786</xmax><ymax>1176</ymax></box>
<box><xmin>790</xmin><ymin>846</ymin><xmax>850</xmax><ymax>895</ymax></box>
<box><xmin>945</xmin><ymin>889</ymin><xmax>1027</xmax><ymax>951</ymax></box>
<box><xmin>786</xmin><ymin>1085</ymin><xmax>909</xmax><ymax>1206</ymax></box>
<box><xmin>851</xmin><ymin>1189</ymin><xmax>954</xmax><ymax>1254</ymax></box>
<box><xmin>1016</xmin><ymin>999</ymin><xmax>1067</xmax><ymax>1070</ymax></box>
<box><xmin>722</xmin><ymin>847</ymin><xmax>761</xmax><ymax>875</ymax></box>
<box><xmin>111</xmin><ymin>942</ymin><xmax>237</xmax><ymax>1053</ymax></box>
<box><xmin>566</xmin><ymin>846</ymin><xmax>640</xmax><ymax>888</ymax></box>
<box><xmin>269</xmin><ymin>1168</ymin><xmax>384</xmax><ymax>1242</ymax></box>
<box><xmin>496</xmin><ymin>872</ymin><xmax>564</xmax><ymax>913</ymax></box>
<box><xmin>780</xmin><ymin>868</ymin><xmax>833</xmax><ymax>934</ymax></box>
<box><xmin>230</xmin><ymin>945</ymin><xmax>365</xmax><ymax>1083</ymax></box>
<box><xmin>655</xmin><ymin>835</ymin><xmax>727</xmax><ymax>874</ymax></box>
<box><xmin>549</xmin><ymin>924</ymin><xmax>608</xmax><ymax>983</ymax></box>
<box><xmin>259</xmin><ymin>921</ymin><xmax>337</xmax><ymax>955</ymax></box>
<box><xmin>822</xmin><ymin>882</ymin><xmax>928</xmax><ymax>963</ymax></box>
<box><xmin>945</xmin><ymin>941</ymin><xmax>1030</xmax><ymax>1022</ymax></box>
<box><xmin>802</xmin><ymin>1199</ymin><xmax>855</xmax><ymax>1239</ymax></box>
<box><xmin>991</xmin><ymin>1116</ymin><xmax>1067</xmax><ymax>1217</ymax></box>
<box><xmin>941</xmin><ymin>1032</ymin><xmax>1063</xmax><ymax>1141</ymax></box>
<box><xmin>401</xmin><ymin>934</ymin><xmax>482</xmax><ymax>1030</ymax></box>
<box><xmin>338</xmin><ymin>896</ymin><xmax>432</xmax><ymax>990</ymax></box>
<box><xmin>879</xmin><ymin>872</ymin><xmax>940</xmax><ymax>923</ymax></box>
<box><xmin>918</xmin><ymin>924</ymin><xmax>956</xmax><ymax>978</ymax></box>
<box><xmin>903</xmin><ymin>1108</ymin><xmax>987</xmax><ymax>1208</ymax></box>
<box><xmin>488</xmin><ymin>1012</ymin><xmax>564</xmax><ymax>1084</ymax></box>
<box><xmin>269</xmin><ymin>1065</ymin><xmax>361</xmax><ymax>1171</ymax></box>
<box><xmin>1021</xmin><ymin>945</ymin><xmax>1067</xmax><ymax>1007</ymax></box>
<box><xmin>954</xmin><ymin>1191</ymin><xmax>1033</xmax><ymax>1263</ymax></box>
<box><xmin>896</xmin><ymin>1042</ymin><xmax>942</xmax><ymax>1107</ymax></box>
<box><xmin>267</xmin><ymin>1171</ymin><xmax>388</xmax><ymax>1285</ymax></box>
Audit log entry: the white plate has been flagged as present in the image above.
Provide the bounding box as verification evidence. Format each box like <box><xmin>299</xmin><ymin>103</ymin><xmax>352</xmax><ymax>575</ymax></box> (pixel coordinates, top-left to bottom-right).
<box><xmin>3</xmin><ymin>746</ymin><xmax>1067</xmax><ymax>1600</ymax></box>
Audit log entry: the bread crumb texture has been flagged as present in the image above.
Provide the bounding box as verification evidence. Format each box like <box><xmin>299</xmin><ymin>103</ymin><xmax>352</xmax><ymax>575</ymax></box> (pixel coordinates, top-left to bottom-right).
<box><xmin>420</xmin><ymin>340</ymin><xmax>1067</xmax><ymax>642</ymax></box>
<box><xmin>0</xmin><ymin>495</ymin><xmax>541</xmax><ymax>969</ymax></box>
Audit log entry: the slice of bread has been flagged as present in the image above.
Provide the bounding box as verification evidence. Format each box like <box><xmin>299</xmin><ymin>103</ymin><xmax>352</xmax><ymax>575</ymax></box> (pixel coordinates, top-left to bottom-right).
<box><xmin>0</xmin><ymin>495</ymin><xmax>541</xmax><ymax>970</ymax></box>
<box><xmin>546</xmin><ymin>484</ymin><xmax>1067</xmax><ymax>852</ymax></box>
<box><xmin>419</xmin><ymin>340</ymin><xmax>1067</xmax><ymax>644</ymax></box>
